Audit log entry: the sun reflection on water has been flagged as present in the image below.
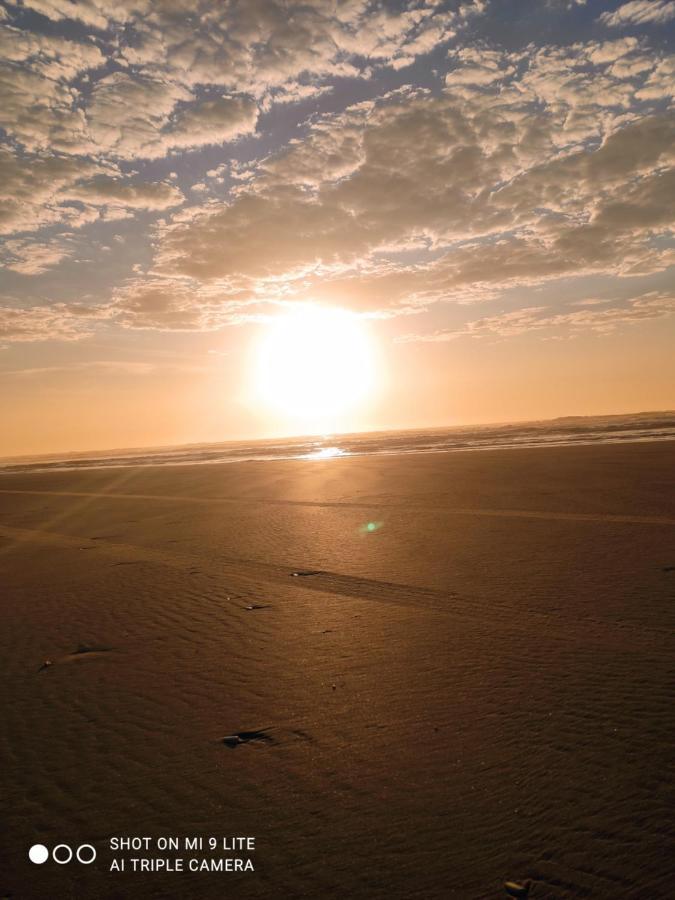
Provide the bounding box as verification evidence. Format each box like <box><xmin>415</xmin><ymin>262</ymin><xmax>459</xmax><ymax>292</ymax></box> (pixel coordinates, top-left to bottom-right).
<box><xmin>303</xmin><ymin>446</ymin><xmax>346</xmax><ymax>460</ymax></box>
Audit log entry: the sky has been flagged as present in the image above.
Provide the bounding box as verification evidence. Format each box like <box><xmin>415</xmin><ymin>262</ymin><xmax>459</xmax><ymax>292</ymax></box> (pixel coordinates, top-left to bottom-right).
<box><xmin>0</xmin><ymin>0</ymin><xmax>674</xmax><ymax>456</ymax></box>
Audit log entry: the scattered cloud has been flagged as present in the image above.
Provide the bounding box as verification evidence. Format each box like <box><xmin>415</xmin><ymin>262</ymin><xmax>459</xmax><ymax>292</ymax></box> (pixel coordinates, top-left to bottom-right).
<box><xmin>1</xmin><ymin>0</ymin><xmax>476</xmax><ymax>164</ymax></box>
<box><xmin>0</xmin><ymin>1</ymin><xmax>673</xmax><ymax>351</ymax></box>
<box><xmin>67</xmin><ymin>177</ymin><xmax>184</xmax><ymax>211</ymax></box>
<box><xmin>0</xmin><ymin>149</ymin><xmax>106</xmax><ymax>235</ymax></box>
<box><xmin>2</xmin><ymin>359</ymin><xmax>199</xmax><ymax>377</ymax></box>
<box><xmin>0</xmin><ymin>157</ymin><xmax>185</xmax><ymax>271</ymax></box>
<box><xmin>397</xmin><ymin>291</ymin><xmax>675</xmax><ymax>342</ymax></box>
<box><xmin>1</xmin><ymin>238</ymin><xmax>74</xmax><ymax>275</ymax></box>
<box><xmin>110</xmin><ymin>277</ymin><xmax>256</xmax><ymax>331</ymax></box>
<box><xmin>148</xmin><ymin>84</ymin><xmax>675</xmax><ymax>313</ymax></box>
<box><xmin>0</xmin><ymin>302</ymin><xmax>104</xmax><ymax>343</ymax></box>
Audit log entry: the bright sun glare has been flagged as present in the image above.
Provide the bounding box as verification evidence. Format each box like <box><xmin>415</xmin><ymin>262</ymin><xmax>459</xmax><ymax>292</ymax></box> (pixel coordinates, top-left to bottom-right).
<box><xmin>253</xmin><ymin>305</ymin><xmax>376</xmax><ymax>423</ymax></box>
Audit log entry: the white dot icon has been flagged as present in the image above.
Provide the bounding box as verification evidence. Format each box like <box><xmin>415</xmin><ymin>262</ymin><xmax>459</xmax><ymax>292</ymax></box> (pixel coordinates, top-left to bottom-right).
<box><xmin>29</xmin><ymin>844</ymin><xmax>49</xmax><ymax>865</ymax></box>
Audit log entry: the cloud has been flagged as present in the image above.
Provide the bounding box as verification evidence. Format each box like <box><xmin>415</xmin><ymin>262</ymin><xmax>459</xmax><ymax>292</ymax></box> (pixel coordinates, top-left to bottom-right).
<box><xmin>1</xmin><ymin>238</ymin><xmax>74</xmax><ymax>275</ymax></box>
<box><xmin>261</xmin><ymin>82</ymin><xmax>333</xmax><ymax>108</ymax></box>
<box><xmin>7</xmin><ymin>0</ymin><xmax>149</xmax><ymax>30</ymax></box>
<box><xmin>0</xmin><ymin>40</ymin><xmax>257</xmax><ymax>160</ymax></box>
<box><xmin>397</xmin><ymin>291</ymin><xmax>675</xmax><ymax>342</ymax></box>
<box><xmin>1</xmin><ymin>6</ymin><xmax>672</xmax><ymax>351</ymax></box>
<box><xmin>67</xmin><ymin>177</ymin><xmax>184</xmax><ymax>211</ymax></box>
<box><xmin>0</xmin><ymin>62</ymin><xmax>84</xmax><ymax>156</ymax></box>
<box><xmin>585</xmin><ymin>36</ymin><xmax>641</xmax><ymax>64</ymax></box>
<box><xmin>635</xmin><ymin>55</ymin><xmax>675</xmax><ymax>99</ymax></box>
<box><xmin>0</xmin><ymin>1</ymin><xmax>485</xmax><ymax>293</ymax></box>
<box><xmin>599</xmin><ymin>1</ymin><xmax>675</xmax><ymax>27</ymax></box>
<box><xmin>0</xmin><ymin>149</ymin><xmax>105</xmax><ymax>235</ymax></box>
<box><xmin>83</xmin><ymin>72</ymin><xmax>192</xmax><ymax>159</ymax></box>
<box><xmin>593</xmin><ymin>168</ymin><xmax>675</xmax><ymax>230</ymax></box>
<box><xmin>7</xmin><ymin>0</ymin><xmax>474</xmax><ymax>102</ymax></box>
<box><xmin>149</xmin><ymin>79</ymin><xmax>675</xmax><ymax>308</ymax></box>
<box><xmin>110</xmin><ymin>278</ymin><xmax>255</xmax><ymax>331</ymax></box>
<box><xmin>490</xmin><ymin>114</ymin><xmax>675</xmax><ymax>222</ymax></box>
<box><xmin>0</xmin><ymin>284</ymin><xmax>245</xmax><ymax>342</ymax></box>
<box><xmin>0</xmin><ymin>26</ymin><xmax>105</xmax><ymax>155</ymax></box>
<box><xmin>3</xmin><ymin>360</ymin><xmax>176</xmax><ymax>377</ymax></box>
<box><xmin>446</xmin><ymin>46</ymin><xmax>515</xmax><ymax>86</ymax></box>
<box><xmin>2</xmin><ymin>359</ymin><xmax>159</xmax><ymax>378</ymax></box>
<box><xmin>0</xmin><ymin>23</ymin><xmax>105</xmax><ymax>80</ymax></box>
<box><xmin>164</xmin><ymin>95</ymin><xmax>259</xmax><ymax>151</ymax></box>
<box><xmin>0</xmin><ymin>0</ymin><xmax>490</xmax><ymax>177</ymax></box>
<box><xmin>0</xmin><ymin>302</ymin><xmax>104</xmax><ymax>343</ymax></box>
<box><xmin>0</xmin><ymin>150</ymin><xmax>184</xmax><ymax>239</ymax></box>
<box><xmin>153</xmin><ymin>86</ymin><xmax>531</xmax><ymax>283</ymax></box>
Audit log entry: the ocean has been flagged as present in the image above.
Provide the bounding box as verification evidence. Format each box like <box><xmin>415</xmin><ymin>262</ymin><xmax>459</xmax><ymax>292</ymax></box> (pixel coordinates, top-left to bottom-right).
<box><xmin>2</xmin><ymin>411</ymin><xmax>673</xmax><ymax>474</ymax></box>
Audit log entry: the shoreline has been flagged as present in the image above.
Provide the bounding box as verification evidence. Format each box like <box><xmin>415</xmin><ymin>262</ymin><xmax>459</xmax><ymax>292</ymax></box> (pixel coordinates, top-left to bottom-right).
<box><xmin>1</xmin><ymin>431</ymin><xmax>674</xmax><ymax>477</ymax></box>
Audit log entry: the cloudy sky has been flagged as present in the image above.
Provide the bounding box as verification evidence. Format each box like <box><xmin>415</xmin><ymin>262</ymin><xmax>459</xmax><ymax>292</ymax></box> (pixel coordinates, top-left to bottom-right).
<box><xmin>1</xmin><ymin>0</ymin><xmax>674</xmax><ymax>455</ymax></box>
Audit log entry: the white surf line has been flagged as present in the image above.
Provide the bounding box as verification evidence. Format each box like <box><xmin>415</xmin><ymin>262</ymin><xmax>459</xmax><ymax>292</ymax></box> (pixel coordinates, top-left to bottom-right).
<box><xmin>1</xmin><ymin>488</ymin><xmax>674</xmax><ymax>526</ymax></box>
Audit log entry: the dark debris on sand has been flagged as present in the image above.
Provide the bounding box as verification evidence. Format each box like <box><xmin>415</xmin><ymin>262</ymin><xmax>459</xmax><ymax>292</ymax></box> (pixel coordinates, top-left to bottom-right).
<box><xmin>37</xmin><ymin>644</ymin><xmax>112</xmax><ymax>673</ymax></box>
<box><xmin>220</xmin><ymin>730</ymin><xmax>275</xmax><ymax>749</ymax></box>
<box><xmin>73</xmin><ymin>643</ymin><xmax>111</xmax><ymax>655</ymax></box>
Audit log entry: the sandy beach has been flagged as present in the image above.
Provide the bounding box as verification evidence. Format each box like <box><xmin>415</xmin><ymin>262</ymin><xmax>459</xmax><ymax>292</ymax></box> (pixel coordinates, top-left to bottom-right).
<box><xmin>1</xmin><ymin>439</ymin><xmax>673</xmax><ymax>899</ymax></box>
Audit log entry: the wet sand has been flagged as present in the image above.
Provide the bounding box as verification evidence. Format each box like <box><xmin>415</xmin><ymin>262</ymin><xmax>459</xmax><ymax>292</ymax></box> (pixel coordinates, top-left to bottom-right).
<box><xmin>0</xmin><ymin>440</ymin><xmax>673</xmax><ymax>898</ymax></box>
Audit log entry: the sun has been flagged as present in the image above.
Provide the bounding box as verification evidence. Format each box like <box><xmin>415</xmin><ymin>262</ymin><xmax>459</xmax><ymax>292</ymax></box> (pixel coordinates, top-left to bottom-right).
<box><xmin>252</xmin><ymin>305</ymin><xmax>376</xmax><ymax>425</ymax></box>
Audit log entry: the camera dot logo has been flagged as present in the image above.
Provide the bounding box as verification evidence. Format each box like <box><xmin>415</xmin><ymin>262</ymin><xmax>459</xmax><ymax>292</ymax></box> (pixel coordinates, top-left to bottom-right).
<box><xmin>28</xmin><ymin>843</ymin><xmax>97</xmax><ymax>865</ymax></box>
<box><xmin>28</xmin><ymin>844</ymin><xmax>49</xmax><ymax>865</ymax></box>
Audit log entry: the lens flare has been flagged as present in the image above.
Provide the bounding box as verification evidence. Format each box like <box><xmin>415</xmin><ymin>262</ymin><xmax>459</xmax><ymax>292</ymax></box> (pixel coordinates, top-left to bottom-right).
<box><xmin>359</xmin><ymin>520</ymin><xmax>383</xmax><ymax>534</ymax></box>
